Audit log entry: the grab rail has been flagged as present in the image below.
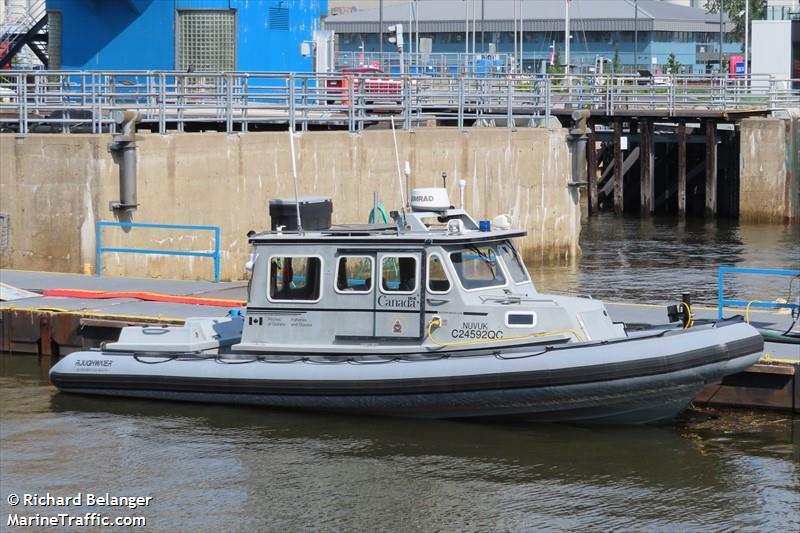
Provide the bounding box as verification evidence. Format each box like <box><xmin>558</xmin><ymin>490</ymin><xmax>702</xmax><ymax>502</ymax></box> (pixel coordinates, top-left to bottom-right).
<box><xmin>717</xmin><ymin>267</ymin><xmax>800</xmax><ymax>319</ymax></box>
<box><xmin>96</xmin><ymin>221</ymin><xmax>221</xmax><ymax>283</ymax></box>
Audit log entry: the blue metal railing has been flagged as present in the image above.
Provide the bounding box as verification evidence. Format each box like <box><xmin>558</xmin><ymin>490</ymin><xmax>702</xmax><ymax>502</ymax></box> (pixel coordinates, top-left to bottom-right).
<box><xmin>96</xmin><ymin>221</ymin><xmax>221</xmax><ymax>283</ymax></box>
<box><xmin>717</xmin><ymin>267</ymin><xmax>800</xmax><ymax>319</ymax></box>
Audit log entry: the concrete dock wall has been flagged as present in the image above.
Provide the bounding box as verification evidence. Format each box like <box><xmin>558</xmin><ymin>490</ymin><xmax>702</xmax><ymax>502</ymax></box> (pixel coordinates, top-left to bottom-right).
<box><xmin>739</xmin><ymin>114</ymin><xmax>800</xmax><ymax>223</ymax></box>
<box><xmin>0</xmin><ymin>128</ymin><xmax>579</xmax><ymax>281</ymax></box>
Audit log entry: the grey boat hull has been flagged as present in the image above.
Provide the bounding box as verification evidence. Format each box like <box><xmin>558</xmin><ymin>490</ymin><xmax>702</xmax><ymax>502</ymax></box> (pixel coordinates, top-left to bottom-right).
<box><xmin>50</xmin><ymin>320</ymin><xmax>763</xmax><ymax>424</ymax></box>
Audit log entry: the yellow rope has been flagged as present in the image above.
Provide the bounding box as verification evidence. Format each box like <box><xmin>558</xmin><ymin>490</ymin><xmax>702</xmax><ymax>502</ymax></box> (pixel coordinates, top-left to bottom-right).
<box><xmin>425</xmin><ymin>318</ymin><xmax>584</xmax><ymax>349</ymax></box>
<box><xmin>760</xmin><ymin>353</ymin><xmax>799</xmax><ymax>365</ymax></box>
<box><xmin>744</xmin><ymin>300</ymin><xmax>757</xmax><ymax>324</ymax></box>
<box><xmin>679</xmin><ymin>301</ymin><xmax>694</xmax><ymax>329</ymax></box>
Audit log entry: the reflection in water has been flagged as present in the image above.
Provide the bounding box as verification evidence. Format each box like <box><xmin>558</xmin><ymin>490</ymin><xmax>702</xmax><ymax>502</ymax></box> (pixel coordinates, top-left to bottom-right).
<box><xmin>1</xmin><ymin>355</ymin><xmax>798</xmax><ymax>532</ymax></box>
<box><xmin>528</xmin><ymin>215</ymin><xmax>800</xmax><ymax>305</ymax></box>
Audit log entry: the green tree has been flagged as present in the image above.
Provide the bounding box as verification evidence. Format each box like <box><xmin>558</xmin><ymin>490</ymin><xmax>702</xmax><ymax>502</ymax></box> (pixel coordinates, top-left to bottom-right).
<box><xmin>612</xmin><ymin>45</ymin><xmax>621</xmax><ymax>74</ymax></box>
<box><xmin>666</xmin><ymin>53</ymin><xmax>681</xmax><ymax>74</ymax></box>
<box><xmin>548</xmin><ymin>46</ymin><xmax>563</xmax><ymax>75</ymax></box>
<box><xmin>704</xmin><ymin>0</ymin><xmax>766</xmax><ymax>48</ymax></box>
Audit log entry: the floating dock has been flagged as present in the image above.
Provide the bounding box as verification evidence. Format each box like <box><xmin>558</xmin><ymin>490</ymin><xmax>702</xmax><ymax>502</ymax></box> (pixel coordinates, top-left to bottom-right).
<box><xmin>1</xmin><ymin>269</ymin><xmax>797</xmax><ymax>413</ymax></box>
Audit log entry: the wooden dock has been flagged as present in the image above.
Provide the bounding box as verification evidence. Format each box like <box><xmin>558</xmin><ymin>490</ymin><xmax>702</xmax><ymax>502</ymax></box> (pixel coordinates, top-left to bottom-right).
<box><xmin>2</xmin><ymin>270</ymin><xmax>797</xmax><ymax>413</ymax></box>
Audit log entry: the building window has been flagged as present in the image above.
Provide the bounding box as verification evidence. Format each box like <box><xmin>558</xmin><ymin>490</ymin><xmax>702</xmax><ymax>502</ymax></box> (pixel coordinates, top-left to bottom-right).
<box><xmin>176</xmin><ymin>9</ymin><xmax>236</xmax><ymax>71</ymax></box>
<box><xmin>336</xmin><ymin>256</ymin><xmax>373</xmax><ymax>293</ymax></box>
<box><xmin>269</xmin><ymin>7</ymin><xmax>290</xmax><ymax>31</ymax></box>
<box><xmin>47</xmin><ymin>11</ymin><xmax>62</xmax><ymax>70</ymax></box>
<box><xmin>269</xmin><ymin>256</ymin><xmax>322</xmax><ymax>302</ymax></box>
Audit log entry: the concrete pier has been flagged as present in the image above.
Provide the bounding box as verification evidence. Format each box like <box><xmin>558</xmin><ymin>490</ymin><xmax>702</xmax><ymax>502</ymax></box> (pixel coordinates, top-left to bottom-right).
<box><xmin>584</xmin><ymin>114</ymin><xmax>799</xmax><ymax>221</ymax></box>
<box><xmin>739</xmin><ymin>114</ymin><xmax>800</xmax><ymax>223</ymax></box>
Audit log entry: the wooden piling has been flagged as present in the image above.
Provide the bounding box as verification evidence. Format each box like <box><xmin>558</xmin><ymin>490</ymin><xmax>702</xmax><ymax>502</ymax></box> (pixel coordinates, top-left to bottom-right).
<box><xmin>705</xmin><ymin>119</ymin><xmax>717</xmax><ymax>216</ymax></box>
<box><xmin>587</xmin><ymin>121</ymin><xmax>598</xmax><ymax>215</ymax></box>
<box><xmin>613</xmin><ymin>118</ymin><xmax>623</xmax><ymax>215</ymax></box>
<box><xmin>640</xmin><ymin>119</ymin><xmax>653</xmax><ymax>215</ymax></box>
<box><xmin>677</xmin><ymin>121</ymin><xmax>687</xmax><ymax>216</ymax></box>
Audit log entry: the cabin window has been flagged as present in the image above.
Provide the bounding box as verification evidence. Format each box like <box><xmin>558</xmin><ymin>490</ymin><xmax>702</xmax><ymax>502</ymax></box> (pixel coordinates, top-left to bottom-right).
<box><xmin>449</xmin><ymin>245</ymin><xmax>506</xmax><ymax>290</ymax></box>
<box><xmin>427</xmin><ymin>254</ymin><xmax>451</xmax><ymax>293</ymax></box>
<box><xmin>268</xmin><ymin>256</ymin><xmax>322</xmax><ymax>302</ymax></box>
<box><xmin>381</xmin><ymin>256</ymin><xmax>417</xmax><ymax>293</ymax></box>
<box><xmin>336</xmin><ymin>256</ymin><xmax>373</xmax><ymax>293</ymax></box>
<box><xmin>497</xmin><ymin>242</ymin><xmax>529</xmax><ymax>283</ymax></box>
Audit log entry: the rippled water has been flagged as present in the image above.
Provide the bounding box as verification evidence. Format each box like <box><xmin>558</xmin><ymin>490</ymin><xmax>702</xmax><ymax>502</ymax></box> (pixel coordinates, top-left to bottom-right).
<box><xmin>2</xmin><ymin>216</ymin><xmax>799</xmax><ymax>531</ymax></box>
<box><xmin>1</xmin><ymin>355</ymin><xmax>798</xmax><ymax>532</ymax></box>
<box><xmin>531</xmin><ymin>215</ymin><xmax>800</xmax><ymax>305</ymax></box>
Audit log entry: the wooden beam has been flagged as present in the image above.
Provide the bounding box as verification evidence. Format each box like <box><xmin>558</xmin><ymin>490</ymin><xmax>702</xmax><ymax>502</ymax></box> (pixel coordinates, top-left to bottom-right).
<box><xmin>587</xmin><ymin>121</ymin><xmax>598</xmax><ymax>215</ymax></box>
<box><xmin>677</xmin><ymin>120</ymin><xmax>687</xmax><ymax>216</ymax></box>
<box><xmin>705</xmin><ymin>119</ymin><xmax>717</xmax><ymax>216</ymax></box>
<box><xmin>640</xmin><ymin>119</ymin><xmax>653</xmax><ymax>215</ymax></box>
<box><xmin>613</xmin><ymin>118</ymin><xmax>623</xmax><ymax>215</ymax></box>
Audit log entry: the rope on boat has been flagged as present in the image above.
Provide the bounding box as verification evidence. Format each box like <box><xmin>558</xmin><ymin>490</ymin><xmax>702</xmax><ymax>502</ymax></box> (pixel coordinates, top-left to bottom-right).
<box><xmin>760</xmin><ymin>353</ymin><xmax>800</xmax><ymax>365</ymax></box>
<box><xmin>425</xmin><ymin>317</ymin><xmax>585</xmax><ymax>349</ymax></box>
<box><xmin>680</xmin><ymin>301</ymin><xmax>694</xmax><ymax>329</ymax></box>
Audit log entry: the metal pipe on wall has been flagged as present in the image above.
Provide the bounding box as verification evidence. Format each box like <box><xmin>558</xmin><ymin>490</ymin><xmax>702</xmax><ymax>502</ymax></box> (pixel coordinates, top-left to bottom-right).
<box><xmin>108</xmin><ymin>110</ymin><xmax>141</xmax><ymax>212</ymax></box>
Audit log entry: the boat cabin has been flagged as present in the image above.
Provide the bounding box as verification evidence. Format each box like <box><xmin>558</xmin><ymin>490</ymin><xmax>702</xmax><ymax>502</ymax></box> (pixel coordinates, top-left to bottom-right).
<box><xmin>234</xmin><ymin>190</ymin><xmax>624</xmax><ymax>354</ymax></box>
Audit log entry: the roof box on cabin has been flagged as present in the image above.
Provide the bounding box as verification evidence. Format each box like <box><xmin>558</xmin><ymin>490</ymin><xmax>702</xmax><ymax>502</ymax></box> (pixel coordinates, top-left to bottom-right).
<box><xmin>269</xmin><ymin>196</ymin><xmax>332</xmax><ymax>231</ymax></box>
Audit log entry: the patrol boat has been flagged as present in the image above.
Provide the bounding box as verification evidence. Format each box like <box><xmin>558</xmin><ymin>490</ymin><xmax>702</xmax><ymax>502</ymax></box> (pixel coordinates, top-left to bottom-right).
<box><xmin>50</xmin><ymin>190</ymin><xmax>764</xmax><ymax>424</ymax></box>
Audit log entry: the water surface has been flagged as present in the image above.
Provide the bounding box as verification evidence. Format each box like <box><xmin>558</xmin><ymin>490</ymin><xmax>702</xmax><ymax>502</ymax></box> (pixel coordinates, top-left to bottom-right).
<box><xmin>1</xmin><ymin>355</ymin><xmax>797</xmax><ymax>532</ymax></box>
<box><xmin>531</xmin><ymin>215</ymin><xmax>800</xmax><ymax>305</ymax></box>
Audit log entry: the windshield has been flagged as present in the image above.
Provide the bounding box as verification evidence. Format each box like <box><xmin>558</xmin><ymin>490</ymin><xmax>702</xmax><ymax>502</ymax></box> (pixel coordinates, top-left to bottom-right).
<box><xmin>448</xmin><ymin>245</ymin><xmax>506</xmax><ymax>290</ymax></box>
<box><xmin>497</xmin><ymin>241</ymin><xmax>529</xmax><ymax>283</ymax></box>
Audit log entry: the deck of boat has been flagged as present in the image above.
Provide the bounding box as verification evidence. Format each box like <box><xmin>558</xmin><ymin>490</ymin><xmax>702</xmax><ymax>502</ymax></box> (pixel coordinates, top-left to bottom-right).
<box><xmin>2</xmin><ymin>269</ymin><xmax>797</xmax><ymax>412</ymax></box>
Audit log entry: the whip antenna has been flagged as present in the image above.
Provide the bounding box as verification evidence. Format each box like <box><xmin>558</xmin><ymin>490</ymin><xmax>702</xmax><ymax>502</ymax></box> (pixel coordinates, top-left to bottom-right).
<box><xmin>289</xmin><ymin>130</ymin><xmax>304</xmax><ymax>235</ymax></box>
<box><xmin>390</xmin><ymin>116</ymin><xmax>407</xmax><ymax>221</ymax></box>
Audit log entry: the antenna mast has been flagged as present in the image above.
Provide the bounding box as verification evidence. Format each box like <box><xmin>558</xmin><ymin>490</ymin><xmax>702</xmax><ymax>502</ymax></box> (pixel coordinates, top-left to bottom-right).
<box><xmin>288</xmin><ymin>130</ymin><xmax>304</xmax><ymax>235</ymax></box>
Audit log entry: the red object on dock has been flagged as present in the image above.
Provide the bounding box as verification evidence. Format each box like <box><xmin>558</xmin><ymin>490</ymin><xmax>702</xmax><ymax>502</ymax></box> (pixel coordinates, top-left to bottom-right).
<box><xmin>42</xmin><ymin>289</ymin><xmax>245</xmax><ymax>308</ymax></box>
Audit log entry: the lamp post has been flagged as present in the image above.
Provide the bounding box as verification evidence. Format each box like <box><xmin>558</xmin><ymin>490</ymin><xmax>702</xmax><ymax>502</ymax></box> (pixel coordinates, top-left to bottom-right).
<box><xmin>634</xmin><ymin>0</ymin><xmax>638</xmax><ymax>72</ymax></box>
<box><xmin>719</xmin><ymin>0</ymin><xmax>724</xmax><ymax>70</ymax></box>
<box><xmin>744</xmin><ymin>0</ymin><xmax>749</xmax><ymax>77</ymax></box>
<box><xmin>481</xmin><ymin>0</ymin><xmax>485</xmax><ymax>52</ymax></box>
<box><xmin>565</xmin><ymin>0</ymin><xmax>570</xmax><ymax>76</ymax></box>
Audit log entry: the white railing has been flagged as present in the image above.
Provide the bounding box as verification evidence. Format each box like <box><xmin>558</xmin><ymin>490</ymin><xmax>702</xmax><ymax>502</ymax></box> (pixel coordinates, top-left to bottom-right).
<box><xmin>0</xmin><ymin>71</ymin><xmax>797</xmax><ymax>135</ymax></box>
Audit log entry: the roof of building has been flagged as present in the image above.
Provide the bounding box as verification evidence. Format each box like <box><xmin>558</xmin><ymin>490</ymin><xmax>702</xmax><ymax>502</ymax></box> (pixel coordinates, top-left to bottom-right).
<box><xmin>324</xmin><ymin>0</ymin><xmax>731</xmax><ymax>33</ymax></box>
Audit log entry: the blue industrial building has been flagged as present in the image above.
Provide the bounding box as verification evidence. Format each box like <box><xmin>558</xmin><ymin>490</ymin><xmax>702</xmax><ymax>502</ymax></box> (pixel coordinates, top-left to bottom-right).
<box><xmin>45</xmin><ymin>0</ymin><xmax>328</xmax><ymax>71</ymax></box>
<box><xmin>325</xmin><ymin>0</ymin><xmax>742</xmax><ymax>74</ymax></box>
